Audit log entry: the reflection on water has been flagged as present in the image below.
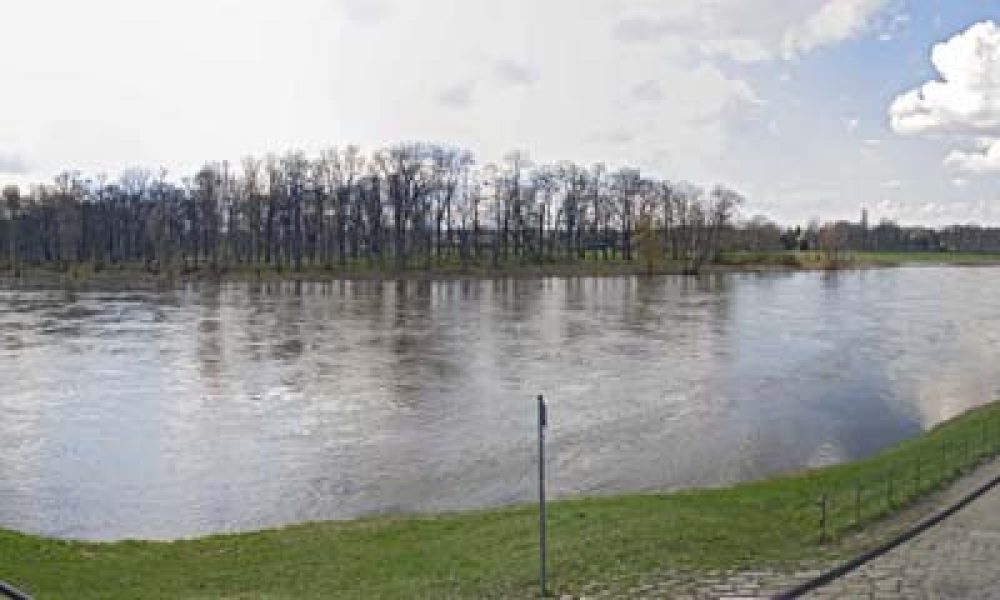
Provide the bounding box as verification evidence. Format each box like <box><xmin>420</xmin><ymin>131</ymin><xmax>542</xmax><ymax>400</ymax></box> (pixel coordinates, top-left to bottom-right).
<box><xmin>2</xmin><ymin>267</ymin><xmax>1000</xmax><ymax>540</ymax></box>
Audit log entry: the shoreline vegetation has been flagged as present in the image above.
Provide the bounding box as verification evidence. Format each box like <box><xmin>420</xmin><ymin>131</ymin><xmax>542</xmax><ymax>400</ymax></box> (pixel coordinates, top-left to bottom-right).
<box><xmin>6</xmin><ymin>144</ymin><xmax>1000</xmax><ymax>289</ymax></box>
<box><xmin>4</xmin><ymin>401</ymin><xmax>1000</xmax><ymax>599</ymax></box>
<box><xmin>3</xmin><ymin>251</ymin><xmax>1000</xmax><ymax>287</ymax></box>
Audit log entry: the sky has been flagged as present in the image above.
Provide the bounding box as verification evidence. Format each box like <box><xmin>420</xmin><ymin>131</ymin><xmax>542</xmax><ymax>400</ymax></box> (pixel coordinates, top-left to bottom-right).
<box><xmin>1</xmin><ymin>0</ymin><xmax>999</xmax><ymax>226</ymax></box>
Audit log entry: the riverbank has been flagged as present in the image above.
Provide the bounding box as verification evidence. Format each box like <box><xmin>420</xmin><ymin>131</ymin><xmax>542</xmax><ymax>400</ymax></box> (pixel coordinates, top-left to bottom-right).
<box><xmin>4</xmin><ymin>251</ymin><xmax>1000</xmax><ymax>288</ymax></box>
<box><xmin>717</xmin><ymin>250</ymin><xmax>1000</xmax><ymax>269</ymax></box>
<box><xmin>3</xmin><ymin>402</ymin><xmax>1000</xmax><ymax>599</ymax></box>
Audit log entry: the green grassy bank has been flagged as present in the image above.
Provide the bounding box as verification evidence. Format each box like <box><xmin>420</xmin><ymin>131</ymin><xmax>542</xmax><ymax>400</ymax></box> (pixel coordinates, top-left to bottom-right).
<box><xmin>855</xmin><ymin>251</ymin><xmax>1000</xmax><ymax>265</ymax></box>
<box><xmin>4</xmin><ymin>402</ymin><xmax>1000</xmax><ymax>599</ymax></box>
<box><xmin>717</xmin><ymin>250</ymin><xmax>1000</xmax><ymax>269</ymax></box>
<box><xmin>5</xmin><ymin>251</ymin><xmax>1000</xmax><ymax>286</ymax></box>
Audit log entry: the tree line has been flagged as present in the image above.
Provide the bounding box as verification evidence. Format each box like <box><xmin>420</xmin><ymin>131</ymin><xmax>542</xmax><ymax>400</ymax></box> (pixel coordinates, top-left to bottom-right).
<box><xmin>790</xmin><ymin>216</ymin><xmax>1000</xmax><ymax>256</ymax></box>
<box><xmin>0</xmin><ymin>143</ymin><xmax>746</xmax><ymax>277</ymax></box>
<box><xmin>4</xmin><ymin>143</ymin><xmax>997</xmax><ymax>280</ymax></box>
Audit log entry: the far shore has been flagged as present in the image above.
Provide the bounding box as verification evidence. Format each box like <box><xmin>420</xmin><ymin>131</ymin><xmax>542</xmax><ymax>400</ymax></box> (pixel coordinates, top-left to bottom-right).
<box><xmin>4</xmin><ymin>251</ymin><xmax>1000</xmax><ymax>288</ymax></box>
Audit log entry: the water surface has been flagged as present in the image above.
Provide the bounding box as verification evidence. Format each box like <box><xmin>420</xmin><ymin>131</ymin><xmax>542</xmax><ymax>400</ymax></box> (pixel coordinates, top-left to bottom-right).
<box><xmin>2</xmin><ymin>267</ymin><xmax>999</xmax><ymax>540</ymax></box>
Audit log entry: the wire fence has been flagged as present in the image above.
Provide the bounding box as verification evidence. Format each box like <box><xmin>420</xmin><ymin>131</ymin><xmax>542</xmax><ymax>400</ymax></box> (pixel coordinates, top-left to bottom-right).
<box><xmin>812</xmin><ymin>409</ymin><xmax>1000</xmax><ymax>543</ymax></box>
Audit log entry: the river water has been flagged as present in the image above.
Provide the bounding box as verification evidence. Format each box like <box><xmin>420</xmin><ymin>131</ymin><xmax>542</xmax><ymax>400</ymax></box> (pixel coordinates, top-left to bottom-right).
<box><xmin>2</xmin><ymin>267</ymin><xmax>999</xmax><ymax>541</ymax></box>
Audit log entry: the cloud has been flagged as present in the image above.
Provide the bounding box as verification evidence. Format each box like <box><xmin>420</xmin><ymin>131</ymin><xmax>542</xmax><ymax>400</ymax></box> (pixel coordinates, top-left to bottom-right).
<box><xmin>339</xmin><ymin>0</ymin><xmax>391</xmax><ymax>24</ymax></box>
<box><xmin>889</xmin><ymin>21</ymin><xmax>1000</xmax><ymax>135</ymax></box>
<box><xmin>438</xmin><ymin>81</ymin><xmax>476</xmax><ymax>108</ymax></box>
<box><xmin>493</xmin><ymin>59</ymin><xmax>539</xmax><ymax>86</ymax></box>
<box><xmin>629</xmin><ymin>80</ymin><xmax>664</xmax><ymax>104</ymax></box>
<box><xmin>612</xmin><ymin>0</ymin><xmax>891</xmax><ymax>62</ymax></box>
<box><xmin>890</xmin><ymin>21</ymin><xmax>1000</xmax><ymax>178</ymax></box>
<box><xmin>585</xmin><ymin>128</ymin><xmax>635</xmax><ymax>146</ymax></box>
<box><xmin>612</xmin><ymin>16</ymin><xmax>684</xmax><ymax>44</ymax></box>
<box><xmin>944</xmin><ymin>138</ymin><xmax>1000</xmax><ymax>173</ymax></box>
<box><xmin>0</xmin><ymin>0</ymin><xmax>949</xmax><ymax>225</ymax></box>
<box><xmin>0</xmin><ymin>152</ymin><xmax>27</xmax><ymax>174</ymax></box>
<box><xmin>780</xmin><ymin>0</ymin><xmax>892</xmax><ymax>59</ymax></box>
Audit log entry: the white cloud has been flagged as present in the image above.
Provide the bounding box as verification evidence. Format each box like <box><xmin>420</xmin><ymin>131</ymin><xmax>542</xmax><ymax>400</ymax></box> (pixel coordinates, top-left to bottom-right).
<box><xmin>613</xmin><ymin>0</ymin><xmax>892</xmax><ymax>62</ymax></box>
<box><xmin>890</xmin><ymin>21</ymin><xmax>1000</xmax><ymax>135</ymax></box>
<box><xmin>438</xmin><ymin>81</ymin><xmax>477</xmax><ymax>108</ymax></box>
<box><xmin>890</xmin><ymin>20</ymin><xmax>1000</xmax><ymax>183</ymax></box>
<box><xmin>585</xmin><ymin>128</ymin><xmax>635</xmax><ymax>146</ymax></box>
<box><xmin>780</xmin><ymin>0</ymin><xmax>891</xmax><ymax>59</ymax></box>
<box><xmin>0</xmin><ymin>0</ymin><xmax>957</xmax><ymax>225</ymax></box>
<box><xmin>493</xmin><ymin>60</ymin><xmax>539</xmax><ymax>86</ymax></box>
<box><xmin>944</xmin><ymin>138</ymin><xmax>1000</xmax><ymax>173</ymax></box>
<box><xmin>0</xmin><ymin>0</ymin><xmax>776</xmax><ymax>184</ymax></box>
<box><xmin>338</xmin><ymin>0</ymin><xmax>392</xmax><ymax>24</ymax></box>
<box><xmin>629</xmin><ymin>80</ymin><xmax>664</xmax><ymax>104</ymax></box>
<box><xmin>0</xmin><ymin>152</ymin><xmax>27</xmax><ymax>174</ymax></box>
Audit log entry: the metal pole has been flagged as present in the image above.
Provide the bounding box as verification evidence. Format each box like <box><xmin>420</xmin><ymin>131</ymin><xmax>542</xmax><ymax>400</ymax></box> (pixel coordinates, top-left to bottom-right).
<box><xmin>983</xmin><ymin>422</ymin><xmax>988</xmax><ymax>457</ymax></box>
<box><xmin>538</xmin><ymin>394</ymin><xmax>547</xmax><ymax>598</ymax></box>
<box><xmin>854</xmin><ymin>483</ymin><xmax>861</xmax><ymax>526</ymax></box>
<box><xmin>943</xmin><ymin>441</ymin><xmax>948</xmax><ymax>478</ymax></box>
<box><xmin>819</xmin><ymin>494</ymin><xmax>828</xmax><ymax>543</ymax></box>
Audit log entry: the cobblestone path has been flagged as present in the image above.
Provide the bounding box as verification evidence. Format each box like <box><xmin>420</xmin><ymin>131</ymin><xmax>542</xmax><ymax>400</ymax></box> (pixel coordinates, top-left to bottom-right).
<box><xmin>806</xmin><ymin>462</ymin><xmax>1000</xmax><ymax>599</ymax></box>
<box><xmin>572</xmin><ymin>458</ymin><xmax>1000</xmax><ymax>599</ymax></box>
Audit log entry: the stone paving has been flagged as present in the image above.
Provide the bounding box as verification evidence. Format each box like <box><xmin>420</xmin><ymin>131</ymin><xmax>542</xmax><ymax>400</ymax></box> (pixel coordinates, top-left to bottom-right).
<box><xmin>565</xmin><ymin>563</ymin><xmax>833</xmax><ymax>599</ymax></box>
<box><xmin>805</xmin><ymin>459</ymin><xmax>1000</xmax><ymax>599</ymax></box>
<box><xmin>567</xmin><ymin>457</ymin><xmax>1000</xmax><ymax>599</ymax></box>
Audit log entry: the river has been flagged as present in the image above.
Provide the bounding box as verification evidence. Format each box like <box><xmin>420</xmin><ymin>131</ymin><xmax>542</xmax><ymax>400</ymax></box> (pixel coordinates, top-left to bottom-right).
<box><xmin>2</xmin><ymin>267</ymin><xmax>999</xmax><ymax>540</ymax></box>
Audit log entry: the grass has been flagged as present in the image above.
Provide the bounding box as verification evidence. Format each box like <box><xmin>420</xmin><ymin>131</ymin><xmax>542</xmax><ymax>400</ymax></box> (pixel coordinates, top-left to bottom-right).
<box><xmin>6</xmin><ymin>251</ymin><xmax>1000</xmax><ymax>287</ymax></box>
<box><xmin>1</xmin><ymin>257</ymin><xmax>678</xmax><ymax>286</ymax></box>
<box><xmin>714</xmin><ymin>250</ymin><xmax>842</xmax><ymax>269</ymax></box>
<box><xmin>3</xmin><ymin>403</ymin><xmax>1000</xmax><ymax>599</ymax></box>
<box><xmin>854</xmin><ymin>251</ymin><xmax>1000</xmax><ymax>265</ymax></box>
<box><xmin>716</xmin><ymin>250</ymin><xmax>1000</xmax><ymax>270</ymax></box>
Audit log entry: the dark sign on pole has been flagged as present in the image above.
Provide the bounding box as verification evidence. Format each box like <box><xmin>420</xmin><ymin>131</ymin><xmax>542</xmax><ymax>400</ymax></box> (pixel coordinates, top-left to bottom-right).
<box><xmin>538</xmin><ymin>394</ymin><xmax>547</xmax><ymax>597</ymax></box>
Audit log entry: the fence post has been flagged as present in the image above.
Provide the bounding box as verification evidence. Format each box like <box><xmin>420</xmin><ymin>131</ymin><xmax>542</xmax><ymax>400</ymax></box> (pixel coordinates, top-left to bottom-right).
<box><xmin>537</xmin><ymin>394</ymin><xmax>548</xmax><ymax>598</ymax></box>
<box><xmin>982</xmin><ymin>421</ymin><xmax>988</xmax><ymax>457</ymax></box>
<box><xmin>819</xmin><ymin>494</ymin><xmax>828</xmax><ymax>543</ymax></box>
<box><xmin>854</xmin><ymin>483</ymin><xmax>861</xmax><ymax>526</ymax></box>
<box><xmin>943</xmin><ymin>441</ymin><xmax>948</xmax><ymax>478</ymax></box>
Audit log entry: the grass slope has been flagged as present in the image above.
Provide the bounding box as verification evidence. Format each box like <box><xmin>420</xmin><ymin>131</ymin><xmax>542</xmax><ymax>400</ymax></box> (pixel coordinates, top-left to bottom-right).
<box><xmin>3</xmin><ymin>402</ymin><xmax>1000</xmax><ymax>599</ymax></box>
